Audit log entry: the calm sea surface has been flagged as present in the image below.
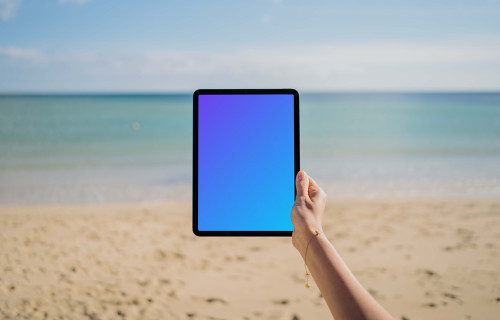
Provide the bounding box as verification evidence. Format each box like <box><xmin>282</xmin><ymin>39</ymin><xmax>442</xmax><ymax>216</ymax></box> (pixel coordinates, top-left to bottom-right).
<box><xmin>1</xmin><ymin>93</ymin><xmax>500</xmax><ymax>205</ymax></box>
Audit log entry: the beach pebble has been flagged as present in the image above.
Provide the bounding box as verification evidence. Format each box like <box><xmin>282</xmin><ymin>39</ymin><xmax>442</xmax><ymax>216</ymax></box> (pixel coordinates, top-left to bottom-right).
<box><xmin>205</xmin><ymin>297</ymin><xmax>226</xmax><ymax>304</ymax></box>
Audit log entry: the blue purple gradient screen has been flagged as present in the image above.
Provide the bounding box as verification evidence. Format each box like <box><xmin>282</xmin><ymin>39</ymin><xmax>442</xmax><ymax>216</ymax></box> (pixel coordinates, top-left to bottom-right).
<box><xmin>198</xmin><ymin>94</ymin><xmax>295</xmax><ymax>231</ymax></box>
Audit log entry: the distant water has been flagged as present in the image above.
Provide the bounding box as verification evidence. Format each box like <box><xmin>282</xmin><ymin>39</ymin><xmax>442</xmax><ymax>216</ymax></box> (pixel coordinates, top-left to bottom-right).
<box><xmin>1</xmin><ymin>93</ymin><xmax>500</xmax><ymax>205</ymax></box>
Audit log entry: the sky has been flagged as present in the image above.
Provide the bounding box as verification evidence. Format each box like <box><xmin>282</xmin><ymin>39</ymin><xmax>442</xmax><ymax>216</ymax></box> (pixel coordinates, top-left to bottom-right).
<box><xmin>1</xmin><ymin>0</ymin><xmax>500</xmax><ymax>92</ymax></box>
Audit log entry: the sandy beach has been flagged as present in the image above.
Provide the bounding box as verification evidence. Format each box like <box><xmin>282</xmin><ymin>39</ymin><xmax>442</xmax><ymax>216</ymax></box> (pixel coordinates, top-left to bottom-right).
<box><xmin>1</xmin><ymin>198</ymin><xmax>499</xmax><ymax>319</ymax></box>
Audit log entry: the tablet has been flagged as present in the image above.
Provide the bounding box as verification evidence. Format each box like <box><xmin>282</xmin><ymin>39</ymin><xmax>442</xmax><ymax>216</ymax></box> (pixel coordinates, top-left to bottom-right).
<box><xmin>193</xmin><ymin>89</ymin><xmax>299</xmax><ymax>236</ymax></box>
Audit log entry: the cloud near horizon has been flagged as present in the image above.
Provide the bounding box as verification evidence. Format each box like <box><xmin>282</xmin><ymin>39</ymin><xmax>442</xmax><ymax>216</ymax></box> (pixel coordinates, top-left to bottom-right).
<box><xmin>1</xmin><ymin>38</ymin><xmax>500</xmax><ymax>92</ymax></box>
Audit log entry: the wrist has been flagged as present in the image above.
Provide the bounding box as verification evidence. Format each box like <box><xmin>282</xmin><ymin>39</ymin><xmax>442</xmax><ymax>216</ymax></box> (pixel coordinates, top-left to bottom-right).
<box><xmin>292</xmin><ymin>224</ymin><xmax>324</xmax><ymax>258</ymax></box>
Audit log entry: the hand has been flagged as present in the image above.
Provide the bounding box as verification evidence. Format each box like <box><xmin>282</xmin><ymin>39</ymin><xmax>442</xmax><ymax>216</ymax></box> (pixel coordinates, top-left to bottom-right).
<box><xmin>291</xmin><ymin>171</ymin><xmax>327</xmax><ymax>258</ymax></box>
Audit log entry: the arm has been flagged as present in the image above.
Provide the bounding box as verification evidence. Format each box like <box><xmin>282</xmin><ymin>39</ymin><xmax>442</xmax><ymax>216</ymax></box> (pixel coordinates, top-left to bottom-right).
<box><xmin>291</xmin><ymin>171</ymin><xmax>393</xmax><ymax>320</ymax></box>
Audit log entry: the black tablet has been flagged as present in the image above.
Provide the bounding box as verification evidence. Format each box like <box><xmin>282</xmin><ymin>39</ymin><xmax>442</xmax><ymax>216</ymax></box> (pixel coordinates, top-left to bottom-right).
<box><xmin>193</xmin><ymin>89</ymin><xmax>300</xmax><ymax>236</ymax></box>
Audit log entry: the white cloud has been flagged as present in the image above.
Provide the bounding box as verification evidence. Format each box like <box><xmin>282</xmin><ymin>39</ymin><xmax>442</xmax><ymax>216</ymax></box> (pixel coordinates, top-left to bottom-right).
<box><xmin>95</xmin><ymin>40</ymin><xmax>500</xmax><ymax>87</ymax></box>
<box><xmin>1</xmin><ymin>38</ymin><xmax>500</xmax><ymax>91</ymax></box>
<box><xmin>0</xmin><ymin>0</ymin><xmax>21</xmax><ymax>21</ymax></box>
<box><xmin>0</xmin><ymin>47</ymin><xmax>46</xmax><ymax>64</ymax></box>
<box><xmin>0</xmin><ymin>0</ymin><xmax>92</xmax><ymax>22</ymax></box>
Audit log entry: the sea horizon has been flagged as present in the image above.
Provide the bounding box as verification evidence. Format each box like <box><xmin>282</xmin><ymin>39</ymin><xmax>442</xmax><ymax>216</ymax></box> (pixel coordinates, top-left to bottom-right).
<box><xmin>2</xmin><ymin>90</ymin><xmax>500</xmax><ymax>96</ymax></box>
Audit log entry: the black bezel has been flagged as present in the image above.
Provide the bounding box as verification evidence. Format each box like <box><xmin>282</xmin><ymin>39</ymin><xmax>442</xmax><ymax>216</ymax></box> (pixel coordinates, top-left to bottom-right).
<box><xmin>193</xmin><ymin>89</ymin><xmax>300</xmax><ymax>237</ymax></box>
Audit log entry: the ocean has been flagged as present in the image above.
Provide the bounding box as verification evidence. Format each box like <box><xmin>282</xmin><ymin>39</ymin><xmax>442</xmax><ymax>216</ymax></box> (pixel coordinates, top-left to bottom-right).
<box><xmin>1</xmin><ymin>93</ymin><xmax>500</xmax><ymax>205</ymax></box>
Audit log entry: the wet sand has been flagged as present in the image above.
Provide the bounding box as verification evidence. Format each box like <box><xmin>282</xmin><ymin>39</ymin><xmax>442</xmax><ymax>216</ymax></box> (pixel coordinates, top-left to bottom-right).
<box><xmin>1</xmin><ymin>199</ymin><xmax>500</xmax><ymax>319</ymax></box>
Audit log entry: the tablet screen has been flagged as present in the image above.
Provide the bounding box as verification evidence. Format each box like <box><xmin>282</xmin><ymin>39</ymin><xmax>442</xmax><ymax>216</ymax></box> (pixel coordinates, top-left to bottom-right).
<box><xmin>194</xmin><ymin>90</ymin><xmax>299</xmax><ymax>236</ymax></box>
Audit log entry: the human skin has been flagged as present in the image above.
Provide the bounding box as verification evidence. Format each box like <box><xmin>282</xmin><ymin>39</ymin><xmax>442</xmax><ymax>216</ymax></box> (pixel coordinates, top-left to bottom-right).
<box><xmin>291</xmin><ymin>171</ymin><xmax>394</xmax><ymax>320</ymax></box>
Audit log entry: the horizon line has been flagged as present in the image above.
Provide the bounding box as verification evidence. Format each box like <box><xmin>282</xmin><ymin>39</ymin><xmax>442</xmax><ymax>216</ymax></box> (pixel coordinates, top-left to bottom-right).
<box><xmin>1</xmin><ymin>89</ymin><xmax>500</xmax><ymax>96</ymax></box>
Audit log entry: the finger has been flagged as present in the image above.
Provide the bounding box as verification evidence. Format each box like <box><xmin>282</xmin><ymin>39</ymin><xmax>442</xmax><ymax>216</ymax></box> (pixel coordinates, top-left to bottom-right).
<box><xmin>308</xmin><ymin>175</ymin><xmax>320</xmax><ymax>190</ymax></box>
<box><xmin>295</xmin><ymin>170</ymin><xmax>310</xmax><ymax>202</ymax></box>
<box><xmin>307</xmin><ymin>175</ymin><xmax>324</xmax><ymax>200</ymax></box>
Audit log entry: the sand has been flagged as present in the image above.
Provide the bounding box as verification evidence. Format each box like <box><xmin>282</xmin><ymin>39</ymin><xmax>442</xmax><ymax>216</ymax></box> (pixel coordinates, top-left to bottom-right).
<box><xmin>1</xmin><ymin>198</ymin><xmax>499</xmax><ymax>320</ymax></box>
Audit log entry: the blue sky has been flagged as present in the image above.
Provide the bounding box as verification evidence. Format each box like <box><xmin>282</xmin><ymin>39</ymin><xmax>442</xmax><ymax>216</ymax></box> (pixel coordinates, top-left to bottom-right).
<box><xmin>1</xmin><ymin>0</ymin><xmax>500</xmax><ymax>92</ymax></box>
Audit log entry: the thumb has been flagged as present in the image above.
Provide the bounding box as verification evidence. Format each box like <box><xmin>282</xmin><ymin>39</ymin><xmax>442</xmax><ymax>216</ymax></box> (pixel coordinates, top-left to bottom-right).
<box><xmin>295</xmin><ymin>171</ymin><xmax>309</xmax><ymax>202</ymax></box>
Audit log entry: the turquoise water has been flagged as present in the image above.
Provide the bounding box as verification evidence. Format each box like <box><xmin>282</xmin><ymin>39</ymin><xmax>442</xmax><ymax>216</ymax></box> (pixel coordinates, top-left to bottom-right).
<box><xmin>1</xmin><ymin>93</ymin><xmax>500</xmax><ymax>204</ymax></box>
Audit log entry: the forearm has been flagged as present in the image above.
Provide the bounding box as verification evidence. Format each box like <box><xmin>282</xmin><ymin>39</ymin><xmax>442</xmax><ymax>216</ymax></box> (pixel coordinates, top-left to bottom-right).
<box><xmin>290</xmin><ymin>172</ymin><xmax>393</xmax><ymax>319</ymax></box>
<box><xmin>297</xmin><ymin>232</ymin><xmax>393</xmax><ymax>320</ymax></box>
